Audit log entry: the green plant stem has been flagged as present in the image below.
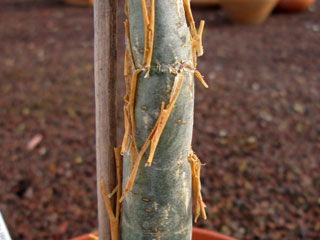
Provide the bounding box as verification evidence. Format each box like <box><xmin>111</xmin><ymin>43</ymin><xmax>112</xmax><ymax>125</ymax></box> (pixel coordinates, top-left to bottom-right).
<box><xmin>121</xmin><ymin>0</ymin><xmax>194</xmax><ymax>239</ymax></box>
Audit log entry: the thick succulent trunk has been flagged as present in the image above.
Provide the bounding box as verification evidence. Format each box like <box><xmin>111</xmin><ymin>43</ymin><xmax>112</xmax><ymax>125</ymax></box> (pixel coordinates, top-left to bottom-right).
<box><xmin>120</xmin><ymin>0</ymin><xmax>194</xmax><ymax>239</ymax></box>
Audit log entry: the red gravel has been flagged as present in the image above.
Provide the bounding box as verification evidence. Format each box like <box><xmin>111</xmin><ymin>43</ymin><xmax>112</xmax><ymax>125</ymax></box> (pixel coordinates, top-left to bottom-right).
<box><xmin>0</xmin><ymin>0</ymin><xmax>319</xmax><ymax>239</ymax></box>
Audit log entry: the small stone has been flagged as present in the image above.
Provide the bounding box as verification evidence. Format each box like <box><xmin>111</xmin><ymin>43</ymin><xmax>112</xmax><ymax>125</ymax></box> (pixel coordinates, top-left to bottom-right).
<box><xmin>22</xmin><ymin>107</ymin><xmax>30</xmax><ymax>115</ymax></box>
<box><xmin>38</xmin><ymin>147</ymin><xmax>47</xmax><ymax>156</ymax></box>
<box><xmin>252</xmin><ymin>83</ymin><xmax>260</xmax><ymax>91</ymax></box>
<box><xmin>260</xmin><ymin>111</ymin><xmax>273</xmax><ymax>122</ymax></box>
<box><xmin>25</xmin><ymin>187</ymin><xmax>34</xmax><ymax>199</ymax></box>
<box><xmin>219</xmin><ymin>129</ymin><xmax>228</xmax><ymax>137</ymax></box>
<box><xmin>27</xmin><ymin>134</ymin><xmax>43</xmax><ymax>151</ymax></box>
<box><xmin>67</xmin><ymin>107</ymin><xmax>77</xmax><ymax>118</ymax></box>
<box><xmin>75</xmin><ymin>156</ymin><xmax>83</xmax><ymax>164</ymax></box>
<box><xmin>49</xmin><ymin>164</ymin><xmax>56</xmax><ymax>174</ymax></box>
<box><xmin>293</xmin><ymin>103</ymin><xmax>305</xmax><ymax>114</ymax></box>
<box><xmin>239</xmin><ymin>160</ymin><xmax>248</xmax><ymax>172</ymax></box>
<box><xmin>239</xmin><ymin>227</ymin><xmax>246</xmax><ymax>235</ymax></box>
<box><xmin>247</xmin><ymin>136</ymin><xmax>257</xmax><ymax>144</ymax></box>
<box><xmin>65</xmin><ymin>170</ymin><xmax>72</xmax><ymax>178</ymax></box>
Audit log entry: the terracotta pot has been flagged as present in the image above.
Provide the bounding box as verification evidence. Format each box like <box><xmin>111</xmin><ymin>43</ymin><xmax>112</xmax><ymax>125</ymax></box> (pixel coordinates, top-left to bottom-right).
<box><xmin>220</xmin><ymin>0</ymin><xmax>278</xmax><ymax>24</ymax></box>
<box><xmin>276</xmin><ymin>0</ymin><xmax>315</xmax><ymax>11</ymax></box>
<box><xmin>64</xmin><ymin>0</ymin><xmax>94</xmax><ymax>7</ymax></box>
<box><xmin>191</xmin><ymin>0</ymin><xmax>220</xmax><ymax>6</ymax></box>
<box><xmin>72</xmin><ymin>228</ymin><xmax>237</xmax><ymax>240</ymax></box>
<box><xmin>193</xmin><ymin>227</ymin><xmax>237</xmax><ymax>240</ymax></box>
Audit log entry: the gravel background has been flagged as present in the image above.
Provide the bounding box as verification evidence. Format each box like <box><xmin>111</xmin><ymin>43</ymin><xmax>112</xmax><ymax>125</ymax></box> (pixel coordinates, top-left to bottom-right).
<box><xmin>0</xmin><ymin>0</ymin><xmax>319</xmax><ymax>239</ymax></box>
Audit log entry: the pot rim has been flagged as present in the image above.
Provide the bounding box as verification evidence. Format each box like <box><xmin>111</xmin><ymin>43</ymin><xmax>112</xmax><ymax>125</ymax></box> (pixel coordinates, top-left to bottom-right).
<box><xmin>72</xmin><ymin>227</ymin><xmax>237</xmax><ymax>240</ymax></box>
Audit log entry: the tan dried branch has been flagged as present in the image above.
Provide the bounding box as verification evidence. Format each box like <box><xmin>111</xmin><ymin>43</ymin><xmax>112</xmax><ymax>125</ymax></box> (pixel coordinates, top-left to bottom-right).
<box><xmin>195</xmin><ymin>70</ymin><xmax>208</xmax><ymax>88</ymax></box>
<box><xmin>99</xmin><ymin>147</ymin><xmax>123</xmax><ymax>240</ymax></box>
<box><xmin>121</xmin><ymin>48</ymin><xmax>133</xmax><ymax>155</ymax></box>
<box><xmin>183</xmin><ymin>0</ymin><xmax>197</xmax><ymax>37</ymax></box>
<box><xmin>120</xmin><ymin>103</ymin><xmax>165</xmax><ymax>202</ymax></box>
<box><xmin>140</xmin><ymin>0</ymin><xmax>156</xmax><ymax>77</ymax></box>
<box><xmin>114</xmin><ymin>147</ymin><xmax>123</xmax><ymax>220</ymax></box>
<box><xmin>146</xmin><ymin>70</ymin><xmax>185</xmax><ymax>166</ymax></box>
<box><xmin>100</xmin><ymin>181</ymin><xmax>118</xmax><ymax>240</ymax></box>
<box><xmin>129</xmin><ymin>69</ymin><xmax>143</xmax><ymax>152</ymax></box>
<box><xmin>188</xmin><ymin>149</ymin><xmax>207</xmax><ymax>222</ymax></box>
<box><xmin>183</xmin><ymin>0</ymin><xmax>205</xmax><ymax>67</ymax></box>
<box><xmin>124</xmin><ymin>20</ymin><xmax>136</xmax><ymax>70</ymax></box>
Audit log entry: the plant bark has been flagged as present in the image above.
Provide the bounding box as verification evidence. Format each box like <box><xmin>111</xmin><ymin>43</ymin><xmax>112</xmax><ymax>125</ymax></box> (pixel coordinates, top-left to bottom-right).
<box><xmin>121</xmin><ymin>0</ymin><xmax>194</xmax><ymax>239</ymax></box>
<box><xmin>94</xmin><ymin>0</ymin><xmax>118</xmax><ymax>239</ymax></box>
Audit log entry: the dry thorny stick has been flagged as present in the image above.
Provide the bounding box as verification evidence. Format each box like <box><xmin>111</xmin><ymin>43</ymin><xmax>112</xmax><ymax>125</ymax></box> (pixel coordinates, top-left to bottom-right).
<box><xmin>121</xmin><ymin>49</ymin><xmax>132</xmax><ymax>155</ymax></box>
<box><xmin>121</xmin><ymin>6</ymin><xmax>137</xmax><ymax>156</ymax></box>
<box><xmin>100</xmin><ymin>147</ymin><xmax>123</xmax><ymax>240</ymax></box>
<box><xmin>183</xmin><ymin>0</ymin><xmax>205</xmax><ymax>67</ymax></box>
<box><xmin>114</xmin><ymin>147</ymin><xmax>123</xmax><ymax>220</ymax></box>
<box><xmin>188</xmin><ymin>150</ymin><xmax>207</xmax><ymax>222</ymax></box>
<box><xmin>182</xmin><ymin>1</ymin><xmax>208</xmax><ymax>93</ymax></box>
<box><xmin>128</xmin><ymin>69</ymin><xmax>143</xmax><ymax>153</ymax></box>
<box><xmin>195</xmin><ymin>70</ymin><xmax>208</xmax><ymax>88</ymax></box>
<box><xmin>145</xmin><ymin>0</ymin><xmax>155</xmax><ymax>70</ymax></box>
<box><xmin>108</xmin><ymin>185</ymin><xmax>118</xmax><ymax>198</ymax></box>
<box><xmin>100</xmin><ymin>180</ymin><xmax>118</xmax><ymax>240</ymax></box>
<box><xmin>124</xmin><ymin>20</ymin><xmax>136</xmax><ymax>70</ymax></box>
<box><xmin>141</xmin><ymin>0</ymin><xmax>155</xmax><ymax>75</ymax></box>
<box><xmin>120</xmin><ymin>102</ymin><xmax>166</xmax><ymax>202</ymax></box>
<box><xmin>141</xmin><ymin>0</ymin><xmax>150</xmax><ymax>65</ymax></box>
<box><xmin>183</xmin><ymin>0</ymin><xmax>197</xmax><ymax>37</ymax></box>
<box><xmin>145</xmin><ymin>70</ymin><xmax>185</xmax><ymax>166</ymax></box>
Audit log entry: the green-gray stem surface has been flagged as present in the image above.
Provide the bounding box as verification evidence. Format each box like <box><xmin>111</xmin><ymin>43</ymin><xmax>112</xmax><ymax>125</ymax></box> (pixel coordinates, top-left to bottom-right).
<box><xmin>121</xmin><ymin>0</ymin><xmax>194</xmax><ymax>239</ymax></box>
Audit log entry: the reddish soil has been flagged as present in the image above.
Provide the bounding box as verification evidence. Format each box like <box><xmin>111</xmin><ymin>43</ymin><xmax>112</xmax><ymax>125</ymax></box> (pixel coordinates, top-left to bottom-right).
<box><xmin>0</xmin><ymin>0</ymin><xmax>319</xmax><ymax>239</ymax></box>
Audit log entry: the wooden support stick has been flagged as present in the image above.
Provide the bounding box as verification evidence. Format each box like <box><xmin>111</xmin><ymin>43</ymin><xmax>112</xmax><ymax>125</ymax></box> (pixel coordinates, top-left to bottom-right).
<box><xmin>94</xmin><ymin>0</ymin><xmax>117</xmax><ymax>239</ymax></box>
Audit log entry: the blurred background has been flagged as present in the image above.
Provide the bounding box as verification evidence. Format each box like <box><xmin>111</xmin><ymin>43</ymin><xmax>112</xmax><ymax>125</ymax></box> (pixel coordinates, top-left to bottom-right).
<box><xmin>0</xmin><ymin>0</ymin><xmax>319</xmax><ymax>239</ymax></box>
